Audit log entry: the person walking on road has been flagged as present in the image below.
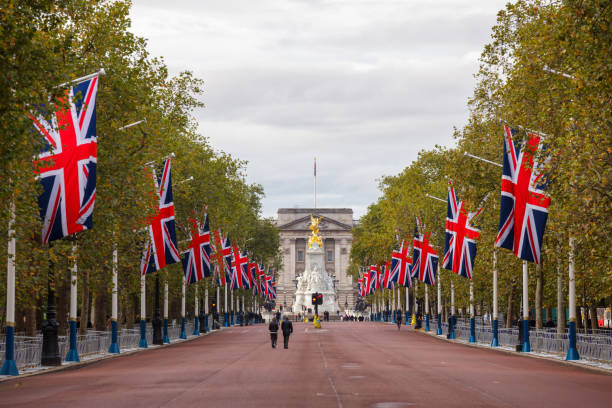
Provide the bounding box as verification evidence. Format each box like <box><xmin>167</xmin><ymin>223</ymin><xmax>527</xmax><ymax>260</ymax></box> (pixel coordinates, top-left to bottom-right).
<box><xmin>281</xmin><ymin>316</ymin><xmax>293</xmax><ymax>349</ymax></box>
<box><xmin>396</xmin><ymin>311</ymin><xmax>402</xmax><ymax>330</ymax></box>
<box><xmin>269</xmin><ymin>317</ymin><xmax>279</xmax><ymax>348</ymax></box>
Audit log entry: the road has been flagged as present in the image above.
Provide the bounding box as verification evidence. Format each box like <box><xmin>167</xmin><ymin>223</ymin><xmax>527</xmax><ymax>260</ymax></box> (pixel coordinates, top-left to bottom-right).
<box><xmin>1</xmin><ymin>322</ymin><xmax>611</xmax><ymax>407</ymax></box>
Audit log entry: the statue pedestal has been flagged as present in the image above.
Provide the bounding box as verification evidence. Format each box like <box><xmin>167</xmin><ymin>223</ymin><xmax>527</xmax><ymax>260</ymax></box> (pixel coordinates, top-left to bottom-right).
<box><xmin>293</xmin><ymin>242</ymin><xmax>339</xmax><ymax>314</ymax></box>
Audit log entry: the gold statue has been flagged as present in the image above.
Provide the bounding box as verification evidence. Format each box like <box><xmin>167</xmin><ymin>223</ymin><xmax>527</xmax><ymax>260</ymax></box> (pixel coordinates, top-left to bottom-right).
<box><xmin>308</xmin><ymin>214</ymin><xmax>323</xmax><ymax>248</ymax></box>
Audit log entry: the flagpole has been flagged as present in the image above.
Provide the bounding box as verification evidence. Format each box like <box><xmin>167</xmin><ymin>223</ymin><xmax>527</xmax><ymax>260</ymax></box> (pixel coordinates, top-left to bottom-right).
<box><xmin>412</xmin><ymin>280</ymin><xmax>417</xmax><ymax>326</ymax></box>
<box><xmin>216</xmin><ymin>285</ymin><xmax>220</xmax><ymax>328</ymax></box>
<box><xmin>469</xmin><ymin>281</ymin><xmax>475</xmax><ymax>342</ymax></box>
<box><xmin>108</xmin><ymin>246</ymin><xmax>120</xmax><ymax>352</ymax></box>
<box><xmin>405</xmin><ymin>285</ymin><xmax>409</xmax><ymax>325</ymax></box>
<box><xmin>163</xmin><ymin>281</ymin><xmax>170</xmax><ymax>343</ymax></box>
<box><xmin>436</xmin><ymin>265</ymin><xmax>442</xmax><ymax>335</ymax></box>
<box><xmin>66</xmin><ymin>243</ymin><xmax>79</xmax><ymax>362</ymax></box>
<box><xmin>449</xmin><ymin>281</ymin><xmax>455</xmax><ymax>339</ymax></box>
<box><xmin>522</xmin><ymin>261</ymin><xmax>531</xmax><ymax>352</ymax></box>
<box><xmin>425</xmin><ymin>285</ymin><xmax>430</xmax><ymax>332</ymax></box>
<box><xmin>230</xmin><ymin>290</ymin><xmax>234</xmax><ymax>326</ymax></box>
<box><xmin>224</xmin><ymin>284</ymin><xmax>229</xmax><ymax>327</ymax></box>
<box><xmin>314</xmin><ymin>157</ymin><xmax>317</xmax><ymax>209</ymax></box>
<box><xmin>139</xmin><ymin>274</ymin><xmax>148</xmax><ymax>348</ymax></box>
<box><xmin>566</xmin><ymin>237</ymin><xmax>579</xmax><ymax>360</ymax></box>
<box><xmin>193</xmin><ymin>286</ymin><xmax>200</xmax><ymax>335</ymax></box>
<box><xmin>180</xmin><ymin>275</ymin><xmax>187</xmax><ymax>339</ymax></box>
<box><xmin>491</xmin><ymin>250</ymin><xmax>499</xmax><ymax>346</ymax></box>
<box><xmin>204</xmin><ymin>283</ymin><xmax>209</xmax><ymax>333</ymax></box>
<box><xmin>1</xmin><ymin>201</ymin><xmax>18</xmax><ymax>375</ymax></box>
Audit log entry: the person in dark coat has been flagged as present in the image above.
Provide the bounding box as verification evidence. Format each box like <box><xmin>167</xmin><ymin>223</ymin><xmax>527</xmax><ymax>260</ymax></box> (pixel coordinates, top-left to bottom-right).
<box><xmin>269</xmin><ymin>317</ymin><xmax>279</xmax><ymax>348</ymax></box>
<box><xmin>281</xmin><ymin>316</ymin><xmax>293</xmax><ymax>349</ymax></box>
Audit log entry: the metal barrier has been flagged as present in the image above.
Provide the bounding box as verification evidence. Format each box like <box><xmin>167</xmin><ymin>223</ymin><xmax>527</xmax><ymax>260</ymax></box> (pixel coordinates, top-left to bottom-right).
<box><xmin>2</xmin><ymin>321</ymin><xmax>199</xmax><ymax>370</ymax></box>
<box><xmin>428</xmin><ymin>318</ymin><xmax>612</xmax><ymax>362</ymax></box>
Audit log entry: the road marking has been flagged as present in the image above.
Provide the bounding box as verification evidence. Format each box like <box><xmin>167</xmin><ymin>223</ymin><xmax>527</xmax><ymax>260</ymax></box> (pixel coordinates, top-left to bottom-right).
<box><xmin>318</xmin><ymin>339</ymin><xmax>343</xmax><ymax>408</ymax></box>
<box><xmin>372</xmin><ymin>403</ymin><xmax>416</xmax><ymax>407</ymax></box>
<box><xmin>348</xmin><ymin>375</ymin><xmax>365</xmax><ymax>379</ymax></box>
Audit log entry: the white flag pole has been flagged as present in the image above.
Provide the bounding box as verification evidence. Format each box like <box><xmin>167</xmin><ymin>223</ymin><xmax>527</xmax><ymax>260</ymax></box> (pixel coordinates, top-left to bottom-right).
<box><xmin>66</xmin><ymin>243</ymin><xmax>80</xmax><ymax>361</ymax></box>
<box><xmin>139</xmin><ymin>274</ymin><xmax>147</xmax><ymax>348</ymax></box>
<box><xmin>1</xmin><ymin>201</ymin><xmax>18</xmax><ymax>375</ymax></box>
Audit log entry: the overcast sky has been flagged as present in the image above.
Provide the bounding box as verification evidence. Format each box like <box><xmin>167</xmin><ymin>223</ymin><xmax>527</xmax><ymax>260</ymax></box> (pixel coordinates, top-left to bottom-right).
<box><xmin>129</xmin><ymin>0</ymin><xmax>508</xmax><ymax>219</ymax></box>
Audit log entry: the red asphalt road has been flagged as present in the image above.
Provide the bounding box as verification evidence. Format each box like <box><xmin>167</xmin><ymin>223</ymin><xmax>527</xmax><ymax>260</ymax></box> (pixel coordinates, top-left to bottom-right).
<box><xmin>1</xmin><ymin>322</ymin><xmax>611</xmax><ymax>408</ymax></box>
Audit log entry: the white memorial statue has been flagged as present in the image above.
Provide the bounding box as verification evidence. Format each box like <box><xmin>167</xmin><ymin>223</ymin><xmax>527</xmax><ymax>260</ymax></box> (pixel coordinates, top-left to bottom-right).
<box><xmin>292</xmin><ymin>215</ymin><xmax>340</xmax><ymax>314</ymax></box>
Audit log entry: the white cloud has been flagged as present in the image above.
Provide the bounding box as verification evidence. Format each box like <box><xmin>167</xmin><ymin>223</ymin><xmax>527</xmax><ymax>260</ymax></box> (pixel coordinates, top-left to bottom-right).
<box><xmin>130</xmin><ymin>0</ymin><xmax>508</xmax><ymax>218</ymax></box>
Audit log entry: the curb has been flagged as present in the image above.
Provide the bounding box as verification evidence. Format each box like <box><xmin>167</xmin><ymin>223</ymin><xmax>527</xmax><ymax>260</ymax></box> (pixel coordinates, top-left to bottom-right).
<box><xmin>418</xmin><ymin>328</ymin><xmax>612</xmax><ymax>376</ymax></box>
<box><xmin>0</xmin><ymin>327</ymin><xmax>226</xmax><ymax>383</ymax></box>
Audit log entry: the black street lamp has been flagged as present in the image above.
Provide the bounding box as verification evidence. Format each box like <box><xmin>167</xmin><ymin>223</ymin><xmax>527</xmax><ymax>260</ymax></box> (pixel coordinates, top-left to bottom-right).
<box><xmin>41</xmin><ymin>257</ymin><xmax>60</xmax><ymax>366</ymax></box>
<box><xmin>152</xmin><ymin>273</ymin><xmax>163</xmax><ymax>345</ymax></box>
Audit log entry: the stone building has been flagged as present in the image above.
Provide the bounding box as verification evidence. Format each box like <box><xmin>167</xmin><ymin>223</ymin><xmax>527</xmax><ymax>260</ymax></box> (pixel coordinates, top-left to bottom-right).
<box><xmin>275</xmin><ymin>208</ymin><xmax>356</xmax><ymax>313</ymax></box>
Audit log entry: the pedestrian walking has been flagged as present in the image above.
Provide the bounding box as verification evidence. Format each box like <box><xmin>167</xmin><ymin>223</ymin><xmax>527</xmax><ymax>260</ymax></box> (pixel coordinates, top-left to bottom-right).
<box><xmin>396</xmin><ymin>311</ymin><xmax>402</xmax><ymax>330</ymax></box>
<box><xmin>269</xmin><ymin>317</ymin><xmax>279</xmax><ymax>348</ymax></box>
<box><xmin>281</xmin><ymin>316</ymin><xmax>293</xmax><ymax>349</ymax></box>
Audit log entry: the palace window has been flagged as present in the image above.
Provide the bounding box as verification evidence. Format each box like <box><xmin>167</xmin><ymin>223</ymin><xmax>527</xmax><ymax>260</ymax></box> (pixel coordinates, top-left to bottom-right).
<box><xmin>297</xmin><ymin>250</ymin><xmax>304</xmax><ymax>262</ymax></box>
<box><xmin>327</xmin><ymin>250</ymin><xmax>333</xmax><ymax>262</ymax></box>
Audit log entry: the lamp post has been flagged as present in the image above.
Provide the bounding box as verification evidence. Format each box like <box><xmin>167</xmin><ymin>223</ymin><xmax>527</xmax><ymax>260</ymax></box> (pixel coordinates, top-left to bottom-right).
<box><xmin>152</xmin><ymin>272</ymin><xmax>163</xmax><ymax>345</ymax></box>
<box><xmin>41</xmin><ymin>247</ymin><xmax>61</xmax><ymax>366</ymax></box>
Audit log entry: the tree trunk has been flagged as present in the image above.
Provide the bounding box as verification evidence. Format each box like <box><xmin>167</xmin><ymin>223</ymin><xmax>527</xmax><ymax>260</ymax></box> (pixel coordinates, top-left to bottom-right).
<box><xmin>557</xmin><ymin>261</ymin><xmax>566</xmax><ymax>333</ymax></box>
<box><xmin>94</xmin><ymin>282</ymin><xmax>108</xmax><ymax>331</ymax></box>
<box><xmin>506</xmin><ymin>281</ymin><xmax>516</xmax><ymax>328</ymax></box>
<box><xmin>589</xmin><ymin>306</ymin><xmax>598</xmax><ymax>331</ymax></box>
<box><xmin>535</xmin><ymin>262</ymin><xmax>543</xmax><ymax>329</ymax></box>
<box><xmin>56</xmin><ymin>271</ymin><xmax>70</xmax><ymax>336</ymax></box>
<box><xmin>25</xmin><ymin>304</ymin><xmax>37</xmax><ymax>336</ymax></box>
<box><xmin>79</xmin><ymin>269</ymin><xmax>90</xmax><ymax>334</ymax></box>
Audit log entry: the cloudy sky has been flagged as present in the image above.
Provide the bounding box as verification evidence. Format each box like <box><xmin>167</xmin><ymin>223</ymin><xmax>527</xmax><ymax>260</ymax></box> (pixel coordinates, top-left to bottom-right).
<box><xmin>129</xmin><ymin>0</ymin><xmax>507</xmax><ymax>219</ymax></box>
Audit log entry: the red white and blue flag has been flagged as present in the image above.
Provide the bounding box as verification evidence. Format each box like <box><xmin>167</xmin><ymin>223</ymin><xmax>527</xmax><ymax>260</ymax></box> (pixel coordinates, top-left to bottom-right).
<box><xmin>443</xmin><ymin>182</ymin><xmax>484</xmax><ymax>279</ymax></box>
<box><xmin>383</xmin><ymin>260</ymin><xmax>394</xmax><ymax>289</ymax></box>
<box><xmin>362</xmin><ymin>272</ymin><xmax>369</xmax><ymax>297</ymax></box>
<box><xmin>230</xmin><ymin>246</ymin><xmax>250</xmax><ymax>290</ymax></box>
<box><xmin>367</xmin><ymin>265</ymin><xmax>379</xmax><ymax>294</ymax></box>
<box><xmin>357</xmin><ymin>277</ymin><xmax>364</xmax><ymax>297</ymax></box>
<box><xmin>248</xmin><ymin>261</ymin><xmax>258</xmax><ymax>293</ymax></box>
<box><xmin>32</xmin><ymin>76</ymin><xmax>99</xmax><ymax>243</ymax></box>
<box><xmin>495</xmin><ymin>125</ymin><xmax>550</xmax><ymax>264</ymax></box>
<box><xmin>212</xmin><ymin>230</ymin><xmax>232</xmax><ymax>286</ymax></box>
<box><xmin>140</xmin><ymin>159</ymin><xmax>180</xmax><ymax>275</ymax></box>
<box><xmin>181</xmin><ymin>212</ymin><xmax>212</xmax><ymax>285</ymax></box>
<box><xmin>411</xmin><ymin>221</ymin><xmax>438</xmax><ymax>285</ymax></box>
<box><xmin>265</xmin><ymin>274</ymin><xmax>276</xmax><ymax>301</ymax></box>
<box><xmin>391</xmin><ymin>241</ymin><xmax>412</xmax><ymax>288</ymax></box>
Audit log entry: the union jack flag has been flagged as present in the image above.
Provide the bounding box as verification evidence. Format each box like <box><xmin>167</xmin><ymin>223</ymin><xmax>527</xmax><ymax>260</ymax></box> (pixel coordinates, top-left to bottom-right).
<box><xmin>265</xmin><ymin>274</ymin><xmax>276</xmax><ymax>301</ymax></box>
<box><xmin>495</xmin><ymin>125</ymin><xmax>550</xmax><ymax>264</ymax></box>
<box><xmin>230</xmin><ymin>246</ymin><xmax>250</xmax><ymax>290</ymax></box>
<box><xmin>443</xmin><ymin>182</ymin><xmax>485</xmax><ymax>279</ymax></box>
<box><xmin>212</xmin><ymin>230</ymin><xmax>232</xmax><ymax>285</ymax></box>
<box><xmin>391</xmin><ymin>241</ymin><xmax>412</xmax><ymax>288</ymax></box>
<box><xmin>411</xmin><ymin>221</ymin><xmax>438</xmax><ymax>285</ymax></box>
<box><xmin>357</xmin><ymin>277</ymin><xmax>363</xmax><ymax>297</ymax></box>
<box><xmin>362</xmin><ymin>272</ymin><xmax>369</xmax><ymax>297</ymax></box>
<box><xmin>367</xmin><ymin>265</ymin><xmax>379</xmax><ymax>294</ymax></box>
<box><xmin>248</xmin><ymin>261</ymin><xmax>258</xmax><ymax>293</ymax></box>
<box><xmin>181</xmin><ymin>213</ymin><xmax>212</xmax><ymax>285</ymax></box>
<box><xmin>383</xmin><ymin>260</ymin><xmax>394</xmax><ymax>289</ymax></box>
<box><xmin>257</xmin><ymin>264</ymin><xmax>266</xmax><ymax>296</ymax></box>
<box><xmin>31</xmin><ymin>76</ymin><xmax>99</xmax><ymax>243</ymax></box>
<box><xmin>140</xmin><ymin>159</ymin><xmax>180</xmax><ymax>275</ymax></box>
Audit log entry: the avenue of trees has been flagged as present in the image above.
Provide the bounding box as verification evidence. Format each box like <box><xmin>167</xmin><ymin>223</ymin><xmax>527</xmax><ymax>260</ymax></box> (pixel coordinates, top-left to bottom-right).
<box><xmin>0</xmin><ymin>1</ymin><xmax>281</xmax><ymax>335</ymax></box>
<box><xmin>349</xmin><ymin>0</ymin><xmax>611</xmax><ymax>330</ymax></box>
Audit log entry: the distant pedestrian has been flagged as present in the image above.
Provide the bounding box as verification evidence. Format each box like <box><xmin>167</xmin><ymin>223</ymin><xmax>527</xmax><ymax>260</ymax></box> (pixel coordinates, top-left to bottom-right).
<box><xmin>269</xmin><ymin>317</ymin><xmax>279</xmax><ymax>348</ymax></box>
<box><xmin>396</xmin><ymin>311</ymin><xmax>402</xmax><ymax>330</ymax></box>
<box><xmin>281</xmin><ymin>316</ymin><xmax>293</xmax><ymax>349</ymax></box>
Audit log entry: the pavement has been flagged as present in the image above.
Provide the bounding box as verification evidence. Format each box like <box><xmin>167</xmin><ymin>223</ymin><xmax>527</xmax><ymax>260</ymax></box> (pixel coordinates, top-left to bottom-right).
<box><xmin>1</xmin><ymin>322</ymin><xmax>611</xmax><ymax>408</ymax></box>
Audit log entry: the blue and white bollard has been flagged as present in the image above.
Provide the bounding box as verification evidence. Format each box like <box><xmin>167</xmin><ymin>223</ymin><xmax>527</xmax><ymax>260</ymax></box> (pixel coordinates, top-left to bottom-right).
<box><xmin>522</xmin><ymin>319</ymin><xmax>531</xmax><ymax>352</ymax></box>
<box><xmin>163</xmin><ymin>318</ymin><xmax>170</xmax><ymax>343</ymax></box>
<box><xmin>138</xmin><ymin>320</ymin><xmax>148</xmax><ymax>348</ymax></box>
<box><xmin>65</xmin><ymin>319</ymin><xmax>80</xmax><ymax>362</ymax></box>
<box><xmin>109</xmin><ymin>320</ymin><xmax>120</xmax><ymax>353</ymax></box>
<box><xmin>224</xmin><ymin>312</ymin><xmax>229</xmax><ymax>327</ymax></box>
<box><xmin>405</xmin><ymin>311</ymin><xmax>409</xmax><ymax>325</ymax></box>
<box><xmin>0</xmin><ymin>325</ymin><xmax>18</xmax><ymax>376</ymax></box>
<box><xmin>425</xmin><ymin>313</ymin><xmax>430</xmax><ymax>332</ymax></box>
<box><xmin>491</xmin><ymin>319</ymin><xmax>499</xmax><ymax>347</ymax></box>
<box><xmin>566</xmin><ymin>320</ymin><xmax>579</xmax><ymax>360</ymax></box>
<box><xmin>180</xmin><ymin>317</ymin><xmax>187</xmax><ymax>339</ymax></box>
<box><xmin>204</xmin><ymin>314</ymin><xmax>209</xmax><ymax>333</ymax></box>
<box><xmin>469</xmin><ymin>317</ymin><xmax>476</xmax><ymax>343</ymax></box>
<box><xmin>436</xmin><ymin>313</ymin><xmax>442</xmax><ymax>335</ymax></box>
<box><xmin>193</xmin><ymin>316</ymin><xmax>199</xmax><ymax>336</ymax></box>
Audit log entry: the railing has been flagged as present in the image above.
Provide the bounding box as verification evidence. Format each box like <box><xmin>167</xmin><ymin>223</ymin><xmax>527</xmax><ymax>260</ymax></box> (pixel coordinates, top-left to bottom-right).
<box><xmin>2</xmin><ymin>321</ymin><xmax>198</xmax><ymax>370</ymax></box>
<box><xmin>430</xmin><ymin>318</ymin><xmax>612</xmax><ymax>362</ymax></box>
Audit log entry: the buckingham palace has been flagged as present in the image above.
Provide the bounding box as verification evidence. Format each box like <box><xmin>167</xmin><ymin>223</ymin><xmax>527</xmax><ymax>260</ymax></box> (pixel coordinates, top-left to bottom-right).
<box><xmin>275</xmin><ymin>208</ymin><xmax>357</xmax><ymax>314</ymax></box>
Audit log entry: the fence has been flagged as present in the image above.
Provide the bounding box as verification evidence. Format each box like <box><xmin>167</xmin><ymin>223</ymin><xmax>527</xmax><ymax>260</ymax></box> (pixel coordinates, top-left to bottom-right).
<box><xmin>2</xmin><ymin>321</ymin><xmax>196</xmax><ymax>370</ymax></box>
<box><xmin>431</xmin><ymin>319</ymin><xmax>612</xmax><ymax>363</ymax></box>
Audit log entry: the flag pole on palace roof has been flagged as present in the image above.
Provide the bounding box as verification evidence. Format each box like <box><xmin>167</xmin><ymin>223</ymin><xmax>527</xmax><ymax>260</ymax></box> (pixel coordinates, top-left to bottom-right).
<box><xmin>314</xmin><ymin>157</ymin><xmax>317</xmax><ymax>209</ymax></box>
